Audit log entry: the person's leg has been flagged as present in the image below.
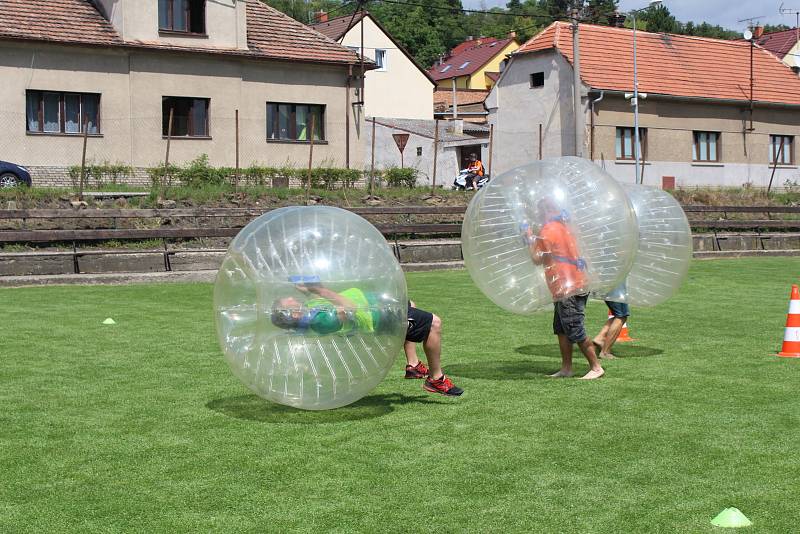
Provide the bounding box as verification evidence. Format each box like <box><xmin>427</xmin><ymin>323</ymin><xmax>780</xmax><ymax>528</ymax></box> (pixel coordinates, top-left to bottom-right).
<box><xmin>577</xmin><ymin>338</ymin><xmax>604</xmax><ymax>379</ymax></box>
<box><xmin>404</xmin><ymin>300</ymin><xmax>428</xmax><ymax>378</ymax></box>
<box><xmin>599</xmin><ymin>317</ymin><xmax>624</xmax><ymax>359</ymax></box>
<box><xmin>422</xmin><ymin>314</ymin><xmax>443</xmax><ymax>379</ymax></box>
<box><xmin>563</xmin><ymin>294</ymin><xmax>603</xmax><ymax>379</ymax></box>
<box><xmin>550</xmin><ymin>301</ymin><xmax>574</xmax><ymax>377</ymax></box>
<box><xmin>549</xmin><ymin>334</ymin><xmax>574</xmax><ymax>377</ymax></box>
<box><xmin>593</xmin><ymin>318</ymin><xmax>612</xmax><ymax>352</ymax></box>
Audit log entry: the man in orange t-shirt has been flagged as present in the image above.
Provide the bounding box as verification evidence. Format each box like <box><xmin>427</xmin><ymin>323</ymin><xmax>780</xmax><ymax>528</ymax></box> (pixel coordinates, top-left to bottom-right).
<box><xmin>521</xmin><ymin>197</ymin><xmax>604</xmax><ymax>380</ymax></box>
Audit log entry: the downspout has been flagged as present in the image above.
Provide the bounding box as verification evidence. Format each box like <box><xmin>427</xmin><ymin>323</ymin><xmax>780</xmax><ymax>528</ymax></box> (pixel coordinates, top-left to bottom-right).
<box><xmin>452</xmin><ymin>78</ymin><xmax>458</xmax><ymax>119</ymax></box>
<box><xmin>590</xmin><ymin>91</ymin><xmax>604</xmax><ymax>162</ymax></box>
<box><xmin>346</xmin><ymin>64</ymin><xmax>352</xmax><ymax>169</ymax></box>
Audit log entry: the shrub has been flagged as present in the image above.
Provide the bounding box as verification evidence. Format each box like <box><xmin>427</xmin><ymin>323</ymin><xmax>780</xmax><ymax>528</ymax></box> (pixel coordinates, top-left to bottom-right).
<box><xmin>180</xmin><ymin>154</ymin><xmax>225</xmax><ymax>187</ymax></box>
<box><xmin>68</xmin><ymin>162</ymin><xmax>133</xmax><ymax>188</ymax></box>
<box><xmin>383</xmin><ymin>167</ymin><xmax>418</xmax><ymax>188</ymax></box>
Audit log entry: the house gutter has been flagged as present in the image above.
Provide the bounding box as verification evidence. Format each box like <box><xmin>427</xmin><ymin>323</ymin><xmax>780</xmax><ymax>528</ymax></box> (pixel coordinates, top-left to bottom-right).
<box><xmin>598</xmin><ymin>89</ymin><xmax>800</xmax><ymax>109</ymax></box>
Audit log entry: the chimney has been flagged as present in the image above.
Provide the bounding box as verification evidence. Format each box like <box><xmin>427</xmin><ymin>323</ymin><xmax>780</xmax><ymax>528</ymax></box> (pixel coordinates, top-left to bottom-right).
<box><xmin>609</xmin><ymin>11</ymin><xmax>627</xmax><ymax>28</ymax></box>
<box><xmin>466</xmin><ymin>35</ymin><xmax>474</xmax><ymax>42</ymax></box>
<box><xmin>447</xmin><ymin>119</ymin><xmax>464</xmax><ymax>135</ymax></box>
<box><xmin>753</xmin><ymin>25</ymin><xmax>764</xmax><ymax>39</ymax></box>
<box><xmin>507</xmin><ymin>31</ymin><xmax>517</xmax><ymax>39</ymax></box>
<box><xmin>315</xmin><ymin>11</ymin><xmax>328</xmax><ymax>23</ymax></box>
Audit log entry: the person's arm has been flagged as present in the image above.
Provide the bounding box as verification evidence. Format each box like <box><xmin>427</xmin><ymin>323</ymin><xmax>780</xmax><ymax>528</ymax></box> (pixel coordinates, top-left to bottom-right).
<box><xmin>520</xmin><ymin>223</ymin><xmax>548</xmax><ymax>265</ymax></box>
<box><xmin>297</xmin><ymin>284</ymin><xmax>357</xmax><ymax>322</ymax></box>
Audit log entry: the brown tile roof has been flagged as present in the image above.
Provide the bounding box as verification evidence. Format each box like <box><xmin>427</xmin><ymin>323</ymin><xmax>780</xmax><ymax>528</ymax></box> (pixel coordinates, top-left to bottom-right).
<box><xmin>429</xmin><ymin>38</ymin><xmax>517</xmax><ymax>81</ymax></box>
<box><xmin>485</xmin><ymin>71</ymin><xmax>500</xmax><ymax>82</ymax></box>
<box><xmin>756</xmin><ymin>28</ymin><xmax>799</xmax><ymax>59</ymax></box>
<box><xmin>0</xmin><ymin>0</ymin><xmax>362</xmax><ymax>66</ymax></box>
<box><xmin>450</xmin><ymin>36</ymin><xmax>502</xmax><ymax>56</ymax></box>
<box><xmin>310</xmin><ymin>12</ymin><xmax>365</xmax><ymax>40</ymax></box>
<box><xmin>433</xmin><ymin>89</ymin><xmax>489</xmax><ymax>108</ymax></box>
<box><xmin>516</xmin><ymin>22</ymin><xmax>800</xmax><ymax>107</ymax></box>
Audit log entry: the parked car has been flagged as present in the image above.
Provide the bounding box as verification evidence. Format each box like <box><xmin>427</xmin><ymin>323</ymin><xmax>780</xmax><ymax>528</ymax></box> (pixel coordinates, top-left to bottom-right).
<box><xmin>0</xmin><ymin>160</ymin><xmax>32</xmax><ymax>188</ymax></box>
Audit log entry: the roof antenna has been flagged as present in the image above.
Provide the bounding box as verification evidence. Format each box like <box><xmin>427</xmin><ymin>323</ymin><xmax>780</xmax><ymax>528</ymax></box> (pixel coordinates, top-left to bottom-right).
<box><xmin>779</xmin><ymin>3</ymin><xmax>800</xmax><ymax>66</ymax></box>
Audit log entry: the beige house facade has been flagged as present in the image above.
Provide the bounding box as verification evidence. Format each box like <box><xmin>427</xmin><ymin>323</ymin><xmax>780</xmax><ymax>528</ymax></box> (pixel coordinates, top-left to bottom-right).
<box><xmin>488</xmin><ymin>23</ymin><xmax>800</xmax><ymax>188</ymax></box>
<box><xmin>0</xmin><ymin>0</ymin><xmax>367</xmax><ymax>185</ymax></box>
<box><xmin>312</xmin><ymin>12</ymin><xmax>435</xmax><ymax>120</ymax></box>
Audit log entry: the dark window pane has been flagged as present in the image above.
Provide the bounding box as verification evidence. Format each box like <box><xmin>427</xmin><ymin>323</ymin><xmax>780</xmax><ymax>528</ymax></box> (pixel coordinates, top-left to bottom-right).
<box><xmin>190</xmin><ymin>98</ymin><xmax>207</xmax><ymax>136</ymax></box>
<box><xmin>278</xmin><ymin>104</ymin><xmax>290</xmax><ymax>139</ymax></box>
<box><xmin>173</xmin><ymin>0</ymin><xmax>187</xmax><ymax>31</ymax></box>
<box><xmin>158</xmin><ymin>0</ymin><xmax>169</xmax><ymax>29</ymax></box>
<box><xmin>310</xmin><ymin>106</ymin><xmax>323</xmax><ymax>140</ymax></box>
<box><xmin>189</xmin><ymin>0</ymin><xmax>205</xmax><ymax>33</ymax></box>
<box><xmin>43</xmin><ymin>93</ymin><xmax>60</xmax><ymax>133</ymax></box>
<box><xmin>84</xmin><ymin>94</ymin><xmax>100</xmax><ymax>134</ymax></box>
<box><xmin>26</xmin><ymin>92</ymin><xmax>40</xmax><ymax>132</ymax></box>
<box><xmin>64</xmin><ymin>94</ymin><xmax>81</xmax><ymax>133</ymax></box>
<box><xmin>267</xmin><ymin>104</ymin><xmax>277</xmax><ymax>139</ymax></box>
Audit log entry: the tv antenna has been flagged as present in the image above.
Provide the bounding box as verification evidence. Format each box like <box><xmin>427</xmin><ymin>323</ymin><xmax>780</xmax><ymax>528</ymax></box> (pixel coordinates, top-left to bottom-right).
<box><xmin>737</xmin><ymin>15</ymin><xmax>765</xmax><ymax>31</ymax></box>
<box><xmin>779</xmin><ymin>4</ymin><xmax>800</xmax><ymax>68</ymax></box>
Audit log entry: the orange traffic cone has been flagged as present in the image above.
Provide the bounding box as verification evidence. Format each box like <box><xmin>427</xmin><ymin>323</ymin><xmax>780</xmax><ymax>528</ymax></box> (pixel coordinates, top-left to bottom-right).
<box><xmin>607</xmin><ymin>310</ymin><xmax>634</xmax><ymax>342</ymax></box>
<box><xmin>778</xmin><ymin>284</ymin><xmax>800</xmax><ymax>358</ymax></box>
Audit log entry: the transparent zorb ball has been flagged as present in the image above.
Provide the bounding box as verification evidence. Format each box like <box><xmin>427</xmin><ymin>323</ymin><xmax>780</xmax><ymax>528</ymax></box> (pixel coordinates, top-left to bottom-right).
<box><xmin>461</xmin><ymin>157</ymin><xmax>638</xmax><ymax>313</ymax></box>
<box><xmin>214</xmin><ymin>206</ymin><xmax>407</xmax><ymax>410</ymax></box>
<box><xmin>601</xmin><ymin>185</ymin><xmax>692</xmax><ymax>307</ymax></box>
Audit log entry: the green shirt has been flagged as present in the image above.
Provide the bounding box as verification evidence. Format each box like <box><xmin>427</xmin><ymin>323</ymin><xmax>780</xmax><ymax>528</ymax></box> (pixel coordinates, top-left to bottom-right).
<box><xmin>302</xmin><ymin>288</ymin><xmax>376</xmax><ymax>335</ymax></box>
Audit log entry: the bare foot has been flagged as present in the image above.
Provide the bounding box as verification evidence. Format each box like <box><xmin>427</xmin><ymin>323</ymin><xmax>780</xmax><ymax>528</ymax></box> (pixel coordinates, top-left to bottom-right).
<box><xmin>579</xmin><ymin>368</ymin><xmax>605</xmax><ymax>380</ymax></box>
<box><xmin>548</xmin><ymin>369</ymin><xmax>574</xmax><ymax>378</ymax></box>
<box><xmin>599</xmin><ymin>352</ymin><xmax>616</xmax><ymax>360</ymax></box>
<box><xmin>592</xmin><ymin>339</ymin><xmax>603</xmax><ymax>353</ymax></box>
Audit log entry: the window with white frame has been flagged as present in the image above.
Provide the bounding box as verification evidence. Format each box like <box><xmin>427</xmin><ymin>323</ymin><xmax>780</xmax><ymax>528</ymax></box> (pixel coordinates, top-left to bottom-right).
<box><xmin>615</xmin><ymin>127</ymin><xmax>647</xmax><ymax>160</ymax></box>
<box><xmin>374</xmin><ymin>49</ymin><xmax>387</xmax><ymax>71</ymax></box>
<box><xmin>693</xmin><ymin>131</ymin><xmax>720</xmax><ymax>162</ymax></box>
<box><xmin>770</xmin><ymin>135</ymin><xmax>794</xmax><ymax>165</ymax></box>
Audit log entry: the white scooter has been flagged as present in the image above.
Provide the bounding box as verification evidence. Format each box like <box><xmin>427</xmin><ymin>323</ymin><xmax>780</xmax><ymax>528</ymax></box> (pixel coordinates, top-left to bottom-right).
<box><xmin>452</xmin><ymin>169</ymin><xmax>489</xmax><ymax>191</ymax></box>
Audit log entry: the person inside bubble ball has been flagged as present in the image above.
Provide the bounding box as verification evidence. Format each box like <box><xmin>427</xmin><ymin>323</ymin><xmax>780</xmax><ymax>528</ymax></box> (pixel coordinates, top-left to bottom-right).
<box><xmin>271</xmin><ymin>283</ymin><xmax>463</xmax><ymax>396</ymax></box>
<box><xmin>520</xmin><ymin>197</ymin><xmax>604</xmax><ymax>380</ymax></box>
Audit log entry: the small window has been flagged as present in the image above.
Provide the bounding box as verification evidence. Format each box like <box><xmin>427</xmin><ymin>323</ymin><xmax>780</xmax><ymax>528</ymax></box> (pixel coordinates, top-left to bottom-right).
<box><xmin>770</xmin><ymin>135</ymin><xmax>794</xmax><ymax>165</ymax></box>
<box><xmin>267</xmin><ymin>103</ymin><xmax>325</xmax><ymax>142</ymax></box>
<box><xmin>25</xmin><ymin>90</ymin><xmax>100</xmax><ymax>134</ymax></box>
<box><xmin>440</xmin><ymin>65</ymin><xmax>452</xmax><ymax>72</ymax></box>
<box><xmin>458</xmin><ymin>61</ymin><xmax>470</xmax><ymax>69</ymax></box>
<box><xmin>162</xmin><ymin>96</ymin><xmax>209</xmax><ymax>137</ymax></box>
<box><xmin>615</xmin><ymin>127</ymin><xmax>647</xmax><ymax>160</ymax></box>
<box><xmin>159</xmin><ymin>0</ymin><xmax>206</xmax><ymax>34</ymax></box>
<box><xmin>416</xmin><ymin>147</ymin><xmax>422</xmax><ymax>156</ymax></box>
<box><xmin>375</xmin><ymin>49</ymin><xmax>387</xmax><ymax>71</ymax></box>
<box><xmin>530</xmin><ymin>72</ymin><xmax>544</xmax><ymax>88</ymax></box>
<box><xmin>693</xmin><ymin>131</ymin><xmax>720</xmax><ymax>162</ymax></box>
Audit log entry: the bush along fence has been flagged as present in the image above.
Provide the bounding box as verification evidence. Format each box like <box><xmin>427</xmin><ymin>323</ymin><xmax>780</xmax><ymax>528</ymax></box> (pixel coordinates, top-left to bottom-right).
<box><xmin>67</xmin><ymin>155</ymin><xmax>419</xmax><ymax>192</ymax></box>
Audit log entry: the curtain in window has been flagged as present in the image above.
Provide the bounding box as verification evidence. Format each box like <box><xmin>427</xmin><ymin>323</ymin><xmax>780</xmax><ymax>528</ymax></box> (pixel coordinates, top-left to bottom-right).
<box><xmin>84</xmin><ymin>94</ymin><xmax>100</xmax><ymax>134</ymax></box>
<box><xmin>26</xmin><ymin>92</ymin><xmax>40</xmax><ymax>132</ymax></box>
<box><xmin>64</xmin><ymin>94</ymin><xmax>81</xmax><ymax>133</ymax></box>
<box><xmin>310</xmin><ymin>106</ymin><xmax>323</xmax><ymax>141</ymax></box>
<box><xmin>708</xmin><ymin>133</ymin><xmax>717</xmax><ymax>161</ymax></box>
<box><xmin>43</xmin><ymin>93</ymin><xmax>60</xmax><ymax>133</ymax></box>
<box><xmin>278</xmin><ymin>104</ymin><xmax>290</xmax><ymax>139</ymax></box>
<box><xmin>296</xmin><ymin>105</ymin><xmax>308</xmax><ymax>141</ymax></box>
<box><xmin>173</xmin><ymin>0</ymin><xmax>188</xmax><ymax>31</ymax></box>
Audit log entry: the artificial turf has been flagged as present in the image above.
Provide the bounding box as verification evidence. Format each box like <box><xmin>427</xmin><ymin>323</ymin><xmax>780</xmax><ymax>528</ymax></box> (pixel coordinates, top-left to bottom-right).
<box><xmin>1</xmin><ymin>257</ymin><xmax>799</xmax><ymax>533</ymax></box>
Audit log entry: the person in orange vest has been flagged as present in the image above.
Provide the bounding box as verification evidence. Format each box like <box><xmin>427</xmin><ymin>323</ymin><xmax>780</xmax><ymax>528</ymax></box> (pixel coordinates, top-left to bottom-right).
<box><xmin>464</xmin><ymin>153</ymin><xmax>484</xmax><ymax>191</ymax></box>
<box><xmin>521</xmin><ymin>197</ymin><xmax>604</xmax><ymax>379</ymax></box>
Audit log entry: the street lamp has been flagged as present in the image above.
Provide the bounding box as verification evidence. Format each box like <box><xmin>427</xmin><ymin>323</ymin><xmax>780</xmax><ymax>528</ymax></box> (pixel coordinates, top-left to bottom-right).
<box><xmin>628</xmin><ymin>0</ymin><xmax>662</xmax><ymax>184</ymax></box>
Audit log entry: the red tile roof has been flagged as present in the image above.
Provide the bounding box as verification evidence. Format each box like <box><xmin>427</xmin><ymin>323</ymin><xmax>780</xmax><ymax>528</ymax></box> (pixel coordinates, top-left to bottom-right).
<box><xmin>516</xmin><ymin>22</ymin><xmax>800</xmax><ymax>106</ymax></box>
<box><xmin>450</xmin><ymin>36</ymin><xmax>501</xmax><ymax>56</ymax></box>
<box><xmin>433</xmin><ymin>88</ymin><xmax>489</xmax><ymax>107</ymax></box>
<box><xmin>429</xmin><ymin>37</ymin><xmax>516</xmax><ymax>81</ymax></box>
<box><xmin>0</xmin><ymin>0</ymin><xmax>362</xmax><ymax>66</ymax></box>
<box><xmin>756</xmin><ymin>28</ymin><xmax>799</xmax><ymax>59</ymax></box>
<box><xmin>310</xmin><ymin>12</ymin><xmax>365</xmax><ymax>40</ymax></box>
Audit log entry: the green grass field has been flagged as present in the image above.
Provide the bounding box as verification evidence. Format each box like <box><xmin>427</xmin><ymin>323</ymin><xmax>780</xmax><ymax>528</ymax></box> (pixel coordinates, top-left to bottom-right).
<box><xmin>2</xmin><ymin>258</ymin><xmax>799</xmax><ymax>533</ymax></box>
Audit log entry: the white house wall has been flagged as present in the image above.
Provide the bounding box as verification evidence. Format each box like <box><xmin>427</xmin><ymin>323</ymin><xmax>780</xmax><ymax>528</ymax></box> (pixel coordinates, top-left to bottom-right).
<box><xmin>341</xmin><ymin>17</ymin><xmax>434</xmax><ymax>120</ymax></box>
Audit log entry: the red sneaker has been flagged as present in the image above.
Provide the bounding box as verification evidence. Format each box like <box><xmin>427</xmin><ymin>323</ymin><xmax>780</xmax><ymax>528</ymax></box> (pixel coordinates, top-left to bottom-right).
<box><xmin>423</xmin><ymin>374</ymin><xmax>464</xmax><ymax>396</ymax></box>
<box><xmin>404</xmin><ymin>362</ymin><xmax>429</xmax><ymax>379</ymax></box>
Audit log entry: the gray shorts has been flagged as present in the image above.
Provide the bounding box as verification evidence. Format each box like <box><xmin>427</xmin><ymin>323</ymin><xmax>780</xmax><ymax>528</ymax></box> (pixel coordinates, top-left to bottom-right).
<box><xmin>553</xmin><ymin>294</ymin><xmax>588</xmax><ymax>343</ymax></box>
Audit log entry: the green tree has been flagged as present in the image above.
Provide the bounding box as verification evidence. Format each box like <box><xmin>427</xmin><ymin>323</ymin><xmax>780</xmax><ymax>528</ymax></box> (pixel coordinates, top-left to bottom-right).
<box><xmin>643</xmin><ymin>4</ymin><xmax>677</xmax><ymax>33</ymax></box>
<box><xmin>584</xmin><ymin>0</ymin><xmax>619</xmax><ymax>25</ymax></box>
<box><xmin>261</xmin><ymin>0</ymin><xmax>346</xmax><ymax>24</ymax></box>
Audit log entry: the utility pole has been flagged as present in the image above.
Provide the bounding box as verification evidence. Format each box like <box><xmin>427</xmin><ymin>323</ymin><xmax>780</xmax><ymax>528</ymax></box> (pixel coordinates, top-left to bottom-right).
<box><xmin>571</xmin><ymin>7</ymin><xmax>584</xmax><ymax>158</ymax></box>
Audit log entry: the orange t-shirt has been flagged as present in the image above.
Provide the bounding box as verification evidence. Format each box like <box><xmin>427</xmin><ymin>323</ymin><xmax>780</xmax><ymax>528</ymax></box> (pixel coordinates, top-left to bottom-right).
<box><xmin>468</xmin><ymin>160</ymin><xmax>484</xmax><ymax>176</ymax></box>
<box><xmin>534</xmin><ymin>220</ymin><xmax>588</xmax><ymax>300</ymax></box>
